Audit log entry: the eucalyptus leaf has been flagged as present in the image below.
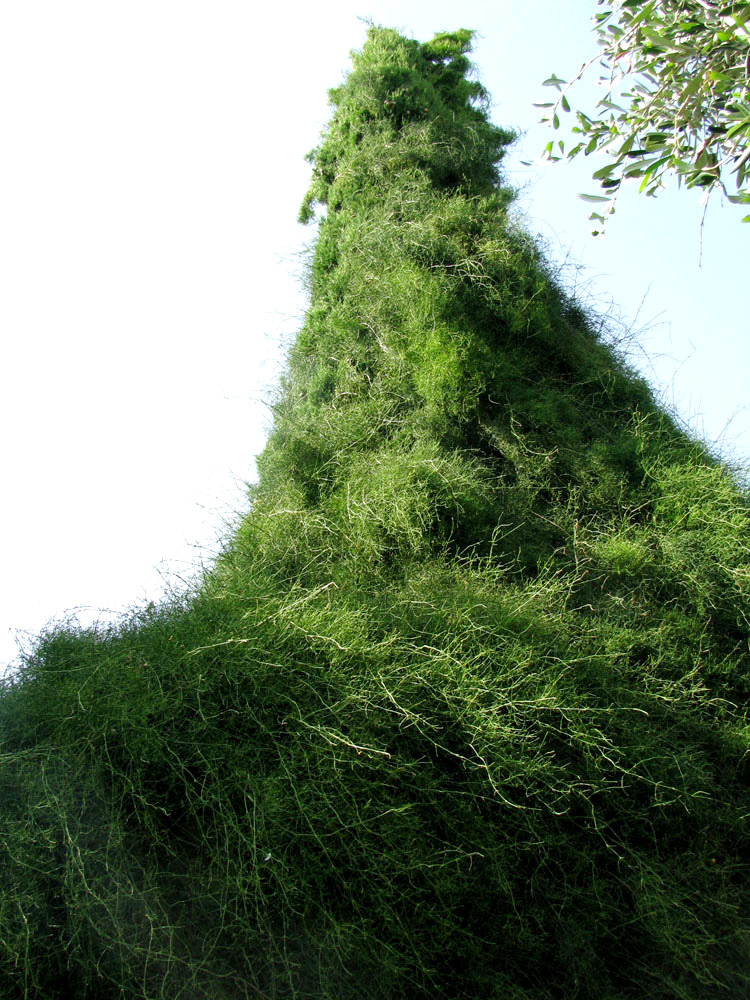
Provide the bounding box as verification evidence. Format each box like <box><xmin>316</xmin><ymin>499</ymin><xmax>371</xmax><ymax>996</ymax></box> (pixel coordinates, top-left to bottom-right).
<box><xmin>593</xmin><ymin>162</ymin><xmax>617</xmax><ymax>179</ymax></box>
<box><xmin>539</xmin><ymin>0</ymin><xmax>750</xmax><ymax>230</ymax></box>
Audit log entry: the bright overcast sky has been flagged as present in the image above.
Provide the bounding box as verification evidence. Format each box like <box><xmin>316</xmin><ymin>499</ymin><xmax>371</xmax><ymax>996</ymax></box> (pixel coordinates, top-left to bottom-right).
<box><xmin>2</xmin><ymin>0</ymin><xmax>748</xmax><ymax>671</ymax></box>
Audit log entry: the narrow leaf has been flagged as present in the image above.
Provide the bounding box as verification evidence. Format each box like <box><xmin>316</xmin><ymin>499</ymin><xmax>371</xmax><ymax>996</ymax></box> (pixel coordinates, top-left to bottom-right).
<box><xmin>593</xmin><ymin>163</ymin><xmax>617</xmax><ymax>179</ymax></box>
<box><xmin>543</xmin><ymin>74</ymin><xmax>566</xmax><ymax>90</ymax></box>
<box><xmin>599</xmin><ymin>99</ymin><xmax>627</xmax><ymax>112</ymax></box>
<box><xmin>724</xmin><ymin>120</ymin><xmax>750</xmax><ymax>140</ymax></box>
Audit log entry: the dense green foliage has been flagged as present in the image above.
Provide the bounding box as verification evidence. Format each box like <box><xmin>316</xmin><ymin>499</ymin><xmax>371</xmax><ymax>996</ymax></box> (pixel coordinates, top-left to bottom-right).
<box><xmin>540</xmin><ymin>0</ymin><xmax>750</xmax><ymax>228</ymax></box>
<box><xmin>2</xmin><ymin>26</ymin><xmax>749</xmax><ymax>999</ymax></box>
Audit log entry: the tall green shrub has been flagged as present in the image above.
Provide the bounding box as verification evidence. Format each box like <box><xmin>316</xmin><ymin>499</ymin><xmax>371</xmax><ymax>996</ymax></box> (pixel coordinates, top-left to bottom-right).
<box><xmin>1</xmin><ymin>27</ymin><xmax>748</xmax><ymax>1000</ymax></box>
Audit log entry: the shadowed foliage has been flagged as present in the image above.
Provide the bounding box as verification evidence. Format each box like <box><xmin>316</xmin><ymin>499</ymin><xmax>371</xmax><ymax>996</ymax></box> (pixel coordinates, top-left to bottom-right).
<box><xmin>1</xmin><ymin>26</ymin><xmax>749</xmax><ymax>1000</ymax></box>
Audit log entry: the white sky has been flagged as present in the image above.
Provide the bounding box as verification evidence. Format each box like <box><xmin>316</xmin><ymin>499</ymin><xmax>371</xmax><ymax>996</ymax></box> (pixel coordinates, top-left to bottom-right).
<box><xmin>2</xmin><ymin>1</ymin><xmax>748</xmax><ymax>671</ymax></box>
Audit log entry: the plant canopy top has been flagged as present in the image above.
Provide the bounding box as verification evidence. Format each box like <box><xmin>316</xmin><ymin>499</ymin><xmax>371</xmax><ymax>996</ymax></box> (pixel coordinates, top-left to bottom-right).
<box><xmin>299</xmin><ymin>28</ymin><xmax>514</xmax><ymax>223</ymax></box>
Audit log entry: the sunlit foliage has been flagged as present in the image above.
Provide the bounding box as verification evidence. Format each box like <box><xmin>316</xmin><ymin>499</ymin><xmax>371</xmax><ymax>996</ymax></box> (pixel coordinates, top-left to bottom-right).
<box><xmin>1</xmin><ymin>26</ymin><xmax>748</xmax><ymax>999</ymax></box>
<box><xmin>539</xmin><ymin>0</ymin><xmax>750</xmax><ymax>229</ymax></box>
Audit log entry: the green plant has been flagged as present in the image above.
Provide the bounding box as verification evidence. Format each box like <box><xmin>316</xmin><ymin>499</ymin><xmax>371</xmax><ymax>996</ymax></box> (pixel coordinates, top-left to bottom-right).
<box><xmin>1</xmin><ymin>26</ymin><xmax>748</xmax><ymax>999</ymax></box>
<box><xmin>539</xmin><ymin>0</ymin><xmax>750</xmax><ymax>229</ymax></box>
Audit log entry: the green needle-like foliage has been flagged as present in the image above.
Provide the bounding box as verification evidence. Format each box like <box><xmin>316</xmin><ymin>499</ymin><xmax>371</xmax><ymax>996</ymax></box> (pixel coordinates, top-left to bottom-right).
<box><xmin>1</xmin><ymin>26</ymin><xmax>749</xmax><ymax>1000</ymax></box>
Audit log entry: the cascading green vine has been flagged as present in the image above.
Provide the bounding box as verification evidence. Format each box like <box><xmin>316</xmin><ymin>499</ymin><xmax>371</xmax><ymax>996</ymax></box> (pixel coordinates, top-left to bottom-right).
<box><xmin>1</xmin><ymin>26</ymin><xmax>749</xmax><ymax>1000</ymax></box>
